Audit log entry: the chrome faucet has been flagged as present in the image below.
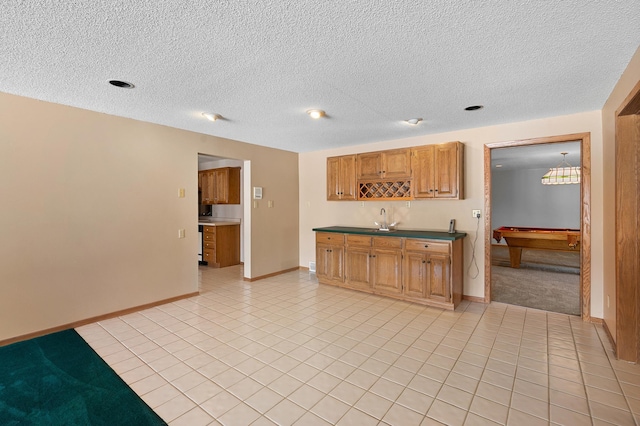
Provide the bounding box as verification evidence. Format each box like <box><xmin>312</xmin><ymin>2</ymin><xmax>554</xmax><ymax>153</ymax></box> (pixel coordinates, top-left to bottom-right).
<box><xmin>372</xmin><ymin>208</ymin><xmax>392</xmax><ymax>231</ymax></box>
<box><xmin>380</xmin><ymin>208</ymin><xmax>388</xmax><ymax>230</ymax></box>
<box><xmin>374</xmin><ymin>207</ymin><xmax>398</xmax><ymax>231</ymax></box>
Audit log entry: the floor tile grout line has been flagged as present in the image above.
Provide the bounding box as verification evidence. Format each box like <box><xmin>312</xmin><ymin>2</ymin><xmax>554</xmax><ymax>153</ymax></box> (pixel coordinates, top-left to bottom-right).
<box><xmin>74</xmin><ymin>266</ymin><xmax>640</xmax><ymax>425</ymax></box>
<box><xmin>590</xmin><ymin>319</ymin><xmax>639</xmax><ymax>426</ymax></box>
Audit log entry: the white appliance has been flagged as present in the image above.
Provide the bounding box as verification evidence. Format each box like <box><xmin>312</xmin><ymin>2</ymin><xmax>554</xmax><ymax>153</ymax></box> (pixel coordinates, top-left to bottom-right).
<box><xmin>198</xmin><ymin>225</ymin><xmax>203</xmax><ymax>263</ymax></box>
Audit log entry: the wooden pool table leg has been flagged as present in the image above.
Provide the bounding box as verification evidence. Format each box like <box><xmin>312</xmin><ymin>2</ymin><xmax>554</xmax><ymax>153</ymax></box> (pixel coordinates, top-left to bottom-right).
<box><xmin>508</xmin><ymin>247</ymin><xmax>523</xmax><ymax>268</ymax></box>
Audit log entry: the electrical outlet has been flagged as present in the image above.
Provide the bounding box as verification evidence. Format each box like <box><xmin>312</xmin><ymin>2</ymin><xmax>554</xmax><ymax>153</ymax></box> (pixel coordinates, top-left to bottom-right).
<box><xmin>406</xmin><ymin>201</ymin><xmax>411</xmax><ymax>208</ymax></box>
<box><xmin>472</xmin><ymin>209</ymin><xmax>481</xmax><ymax>218</ymax></box>
<box><xmin>178</xmin><ymin>188</ymin><xmax>185</xmax><ymax>198</ymax></box>
<box><xmin>178</xmin><ymin>229</ymin><xmax>185</xmax><ymax>239</ymax></box>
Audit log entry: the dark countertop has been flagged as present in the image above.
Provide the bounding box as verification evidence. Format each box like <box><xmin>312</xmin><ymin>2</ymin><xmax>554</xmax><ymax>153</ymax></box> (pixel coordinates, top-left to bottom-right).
<box><xmin>313</xmin><ymin>226</ymin><xmax>467</xmax><ymax>241</ymax></box>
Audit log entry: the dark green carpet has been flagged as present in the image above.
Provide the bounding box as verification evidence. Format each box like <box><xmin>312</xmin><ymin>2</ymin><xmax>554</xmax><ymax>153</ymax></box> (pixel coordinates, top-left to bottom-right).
<box><xmin>0</xmin><ymin>329</ymin><xmax>167</xmax><ymax>426</ymax></box>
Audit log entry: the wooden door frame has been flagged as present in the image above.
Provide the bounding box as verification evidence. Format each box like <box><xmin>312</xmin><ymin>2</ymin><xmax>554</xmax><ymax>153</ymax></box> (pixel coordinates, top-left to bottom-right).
<box><xmin>483</xmin><ymin>133</ymin><xmax>592</xmax><ymax>321</ymax></box>
<box><xmin>615</xmin><ymin>79</ymin><xmax>640</xmax><ymax>362</ymax></box>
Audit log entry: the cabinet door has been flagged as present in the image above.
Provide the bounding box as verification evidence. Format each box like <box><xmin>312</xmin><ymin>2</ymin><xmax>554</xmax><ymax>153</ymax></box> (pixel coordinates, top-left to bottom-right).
<box><xmin>372</xmin><ymin>248</ymin><xmax>402</xmax><ymax>295</ymax></box>
<box><xmin>317</xmin><ymin>244</ymin><xmax>344</xmax><ymax>283</ymax></box>
<box><xmin>327</xmin><ymin>157</ymin><xmax>342</xmax><ymax>201</ymax></box>
<box><xmin>382</xmin><ymin>149</ymin><xmax>411</xmax><ymax>179</ymax></box>
<box><xmin>357</xmin><ymin>152</ymin><xmax>382</xmax><ymax>180</ymax></box>
<box><xmin>202</xmin><ymin>171</ymin><xmax>215</xmax><ymax>204</ymax></box>
<box><xmin>434</xmin><ymin>143</ymin><xmax>460</xmax><ymax>199</ymax></box>
<box><xmin>339</xmin><ymin>155</ymin><xmax>357</xmax><ymax>200</ymax></box>
<box><xmin>426</xmin><ymin>253</ymin><xmax>451</xmax><ymax>302</ymax></box>
<box><xmin>225</xmin><ymin>167</ymin><xmax>241</xmax><ymax>204</ymax></box>
<box><xmin>412</xmin><ymin>146</ymin><xmax>435</xmax><ymax>199</ymax></box>
<box><xmin>213</xmin><ymin>168</ymin><xmax>228</xmax><ymax>204</ymax></box>
<box><xmin>404</xmin><ymin>251</ymin><xmax>427</xmax><ymax>299</ymax></box>
<box><xmin>345</xmin><ymin>247</ymin><xmax>372</xmax><ymax>290</ymax></box>
<box><xmin>327</xmin><ymin>156</ymin><xmax>357</xmax><ymax>201</ymax></box>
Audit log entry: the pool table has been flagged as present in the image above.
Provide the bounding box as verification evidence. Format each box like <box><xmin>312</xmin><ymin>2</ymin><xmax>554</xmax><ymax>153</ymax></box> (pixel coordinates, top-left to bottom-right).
<box><xmin>493</xmin><ymin>226</ymin><xmax>580</xmax><ymax>268</ymax></box>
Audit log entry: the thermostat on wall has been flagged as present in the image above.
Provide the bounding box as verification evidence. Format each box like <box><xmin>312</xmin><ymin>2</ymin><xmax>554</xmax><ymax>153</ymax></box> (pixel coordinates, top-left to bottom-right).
<box><xmin>253</xmin><ymin>187</ymin><xmax>263</xmax><ymax>199</ymax></box>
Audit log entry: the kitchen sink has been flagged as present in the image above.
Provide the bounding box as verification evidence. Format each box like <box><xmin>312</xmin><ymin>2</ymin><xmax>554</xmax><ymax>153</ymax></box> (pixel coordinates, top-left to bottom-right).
<box><xmin>371</xmin><ymin>229</ymin><xmax>397</xmax><ymax>233</ymax></box>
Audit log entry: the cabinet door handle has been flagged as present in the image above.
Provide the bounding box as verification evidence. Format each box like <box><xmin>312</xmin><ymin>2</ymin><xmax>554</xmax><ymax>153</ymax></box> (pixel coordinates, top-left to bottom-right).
<box><xmin>427</xmin><ymin>260</ymin><xmax>431</xmax><ymax>264</ymax></box>
<box><xmin>424</xmin><ymin>244</ymin><xmax>429</xmax><ymax>248</ymax></box>
<box><xmin>422</xmin><ymin>260</ymin><xmax>426</xmax><ymax>264</ymax></box>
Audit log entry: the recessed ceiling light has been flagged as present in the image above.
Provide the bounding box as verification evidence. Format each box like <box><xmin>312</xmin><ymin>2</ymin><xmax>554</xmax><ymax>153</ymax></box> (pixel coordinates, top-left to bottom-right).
<box><xmin>464</xmin><ymin>105</ymin><xmax>483</xmax><ymax>111</ymax></box>
<box><xmin>306</xmin><ymin>109</ymin><xmax>326</xmax><ymax>119</ymax></box>
<box><xmin>108</xmin><ymin>80</ymin><xmax>134</xmax><ymax>89</ymax></box>
<box><xmin>405</xmin><ymin>118</ymin><xmax>423</xmax><ymax>125</ymax></box>
<box><xmin>202</xmin><ymin>112</ymin><xmax>220</xmax><ymax>122</ymax></box>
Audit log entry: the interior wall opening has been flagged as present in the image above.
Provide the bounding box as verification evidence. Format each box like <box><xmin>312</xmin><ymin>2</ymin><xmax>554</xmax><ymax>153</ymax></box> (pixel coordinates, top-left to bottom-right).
<box><xmin>197</xmin><ymin>153</ymin><xmax>249</xmax><ymax>275</ymax></box>
<box><xmin>484</xmin><ymin>133</ymin><xmax>592</xmax><ymax>321</ymax></box>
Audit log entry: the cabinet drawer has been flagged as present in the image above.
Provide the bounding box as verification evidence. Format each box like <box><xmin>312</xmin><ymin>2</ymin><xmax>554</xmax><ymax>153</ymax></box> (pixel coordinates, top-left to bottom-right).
<box><xmin>316</xmin><ymin>233</ymin><xmax>345</xmax><ymax>245</ymax></box>
<box><xmin>203</xmin><ymin>249</ymin><xmax>215</xmax><ymax>261</ymax></box>
<box><xmin>203</xmin><ymin>233</ymin><xmax>216</xmax><ymax>242</ymax></box>
<box><xmin>203</xmin><ymin>226</ymin><xmax>216</xmax><ymax>234</ymax></box>
<box><xmin>373</xmin><ymin>236</ymin><xmax>402</xmax><ymax>249</ymax></box>
<box><xmin>405</xmin><ymin>239</ymin><xmax>450</xmax><ymax>253</ymax></box>
<box><xmin>347</xmin><ymin>235</ymin><xmax>372</xmax><ymax>246</ymax></box>
<box><xmin>204</xmin><ymin>241</ymin><xmax>216</xmax><ymax>250</ymax></box>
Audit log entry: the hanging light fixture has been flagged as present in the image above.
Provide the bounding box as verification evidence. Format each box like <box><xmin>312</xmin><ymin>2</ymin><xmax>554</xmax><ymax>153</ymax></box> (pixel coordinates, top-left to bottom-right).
<box><xmin>541</xmin><ymin>152</ymin><xmax>581</xmax><ymax>185</ymax></box>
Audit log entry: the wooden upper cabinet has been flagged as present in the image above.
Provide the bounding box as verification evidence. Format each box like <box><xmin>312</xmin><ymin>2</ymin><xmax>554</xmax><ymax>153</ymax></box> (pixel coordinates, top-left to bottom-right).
<box><xmin>412</xmin><ymin>142</ymin><xmax>464</xmax><ymax>199</ymax></box>
<box><xmin>327</xmin><ymin>155</ymin><xmax>357</xmax><ymax>201</ymax></box>
<box><xmin>213</xmin><ymin>167</ymin><xmax>241</xmax><ymax>204</ymax></box>
<box><xmin>200</xmin><ymin>170</ymin><xmax>215</xmax><ymax>204</ymax></box>
<box><xmin>357</xmin><ymin>148</ymin><xmax>411</xmax><ymax>180</ymax></box>
<box><xmin>199</xmin><ymin>167</ymin><xmax>241</xmax><ymax>205</ymax></box>
<box><xmin>328</xmin><ymin>142</ymin><xmax>463</xmax><ymax>201</ymax></box>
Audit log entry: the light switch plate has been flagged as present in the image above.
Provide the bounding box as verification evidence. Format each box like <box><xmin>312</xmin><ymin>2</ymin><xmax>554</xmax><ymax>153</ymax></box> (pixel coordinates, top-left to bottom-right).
<box><xmin>178</xmin><ymin>229</ymin><xmax>185</xmax><ymax>239</ymax></box>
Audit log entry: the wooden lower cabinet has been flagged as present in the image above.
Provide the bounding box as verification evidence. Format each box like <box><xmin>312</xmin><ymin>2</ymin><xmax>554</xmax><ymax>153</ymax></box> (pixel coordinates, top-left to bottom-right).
<box><xmin>344</xmin><ymin>235</ymin><xmax>402</xmax><ymax>295</ymax></box>
<box><xmin>425</xmin><ymin>252</ymin><xmax>451</xmax><ymax>303</ymax></box>
<box><xmin>404</xmin><ymin>251</ymin><xmax>429</xmax><ymax>299</ymax></box>
<box><xmin>316</xmin><ymin>233</ymin><xmax>345</xmax><ymax>284</ymax></box>
<box><xmin>202</xmin><ymin>224</ymin><xmax>240</xmax><ymax>268</ymax></box>
<box><xmin>345</xmin><ymin>245</ymin><xmax>372</xmax><ymax>290</ymax></box>
<box><xmin>372</xmin><ymin>248</ymin><xmax>403</xmax><ymax>295</ymax></box>
<box><xmin>316</xmin><ymin>232</ymin><xmax>464</xmax><ymax>309</ymax></box>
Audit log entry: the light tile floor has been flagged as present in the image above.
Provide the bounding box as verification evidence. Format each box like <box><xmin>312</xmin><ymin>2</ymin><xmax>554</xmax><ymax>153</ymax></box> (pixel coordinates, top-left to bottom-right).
<box><xmin>76</xmin><ymin>265</ymin><xmax>640</xmax><ymax>425</ymax></box>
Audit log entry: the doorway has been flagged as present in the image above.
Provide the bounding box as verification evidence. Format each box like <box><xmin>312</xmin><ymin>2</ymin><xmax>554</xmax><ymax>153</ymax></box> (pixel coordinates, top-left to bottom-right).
<box><xmin>197</xmin><ymin>154</ymin><xmax>249</xmax><ymax>271</ymax></box>
<box><xmin>484</xmin><ymin>133</ymin><xmax>592</xmax><ymax>321</ymax></box>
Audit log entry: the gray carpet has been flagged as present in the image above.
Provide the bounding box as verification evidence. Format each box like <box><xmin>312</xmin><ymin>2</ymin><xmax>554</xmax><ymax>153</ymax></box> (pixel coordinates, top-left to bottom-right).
<box><xmin>491</xmin><ymin>245</ymin><xmax>581</xmax><ymax>316</ymax></box>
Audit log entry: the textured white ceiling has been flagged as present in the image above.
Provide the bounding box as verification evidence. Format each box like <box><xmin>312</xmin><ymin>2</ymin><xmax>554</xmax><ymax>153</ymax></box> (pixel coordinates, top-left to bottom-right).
<box><xmin>1</xmin><ymin>1</ymin><xmax>639</xmax><ymax>153</ymax></box>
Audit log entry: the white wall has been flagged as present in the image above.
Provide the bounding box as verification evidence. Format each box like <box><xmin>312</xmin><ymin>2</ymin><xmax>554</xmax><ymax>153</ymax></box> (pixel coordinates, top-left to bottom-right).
<box><xmin>299</xmin><ymin>110</ymin><xmax>604</xmax><ymax>317</ymax></box>
<box><xmin>491</xmin><ymin>168</ymin><xmax>581</xmax><ymax>232</ymax></box>
<box><xmin>0</xmin><ymin>92</ymin><xmax>299</xmax><ymax>341</ymax></box>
